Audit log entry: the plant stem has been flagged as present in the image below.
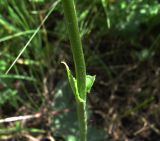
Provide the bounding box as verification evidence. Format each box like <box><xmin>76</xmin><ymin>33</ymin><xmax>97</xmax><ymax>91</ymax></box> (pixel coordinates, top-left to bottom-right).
<box><xmin>62</xmin><ymin>0</ymin><xmax>86</xmax><ymax>100</ymax></box>
<box><xmin>77</xmin><ymin>101</ymin><xmax>87</xmax><ymax>141</ymax></box>
<box><xmin>62</xmin><ymin>0</ymin><xmax>87</xmax><ymax>141</ymax></box>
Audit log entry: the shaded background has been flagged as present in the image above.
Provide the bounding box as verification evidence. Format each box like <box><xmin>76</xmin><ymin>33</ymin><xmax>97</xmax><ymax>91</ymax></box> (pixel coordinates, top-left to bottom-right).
<box><xmin>0</xmin><ymin>0</ymin><xmax>160</xmax><ymax>140</ymax></box>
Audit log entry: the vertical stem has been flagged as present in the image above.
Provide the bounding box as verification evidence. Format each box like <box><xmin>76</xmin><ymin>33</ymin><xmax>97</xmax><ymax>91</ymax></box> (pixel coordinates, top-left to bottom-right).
<box><xmin>62</xmin><ymin>0</ymin><xmax>87</xmax><ymax>141</ymax></box>
<box><xmin>62</xmin><ymin>0</ymin><xmax>86</xmax><ymax>100</ymax></box>
<box><xmin>77</xmin><ymin>101</ymin><xmax>87</xmax><ymax>141</ymax></box>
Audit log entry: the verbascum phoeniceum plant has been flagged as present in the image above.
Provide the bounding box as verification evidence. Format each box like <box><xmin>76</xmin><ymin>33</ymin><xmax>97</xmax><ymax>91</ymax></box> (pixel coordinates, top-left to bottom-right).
<box><xmin>62</xmin><ymin>0</ymin><xmax>95</xmax><ymax>141</ymax></box>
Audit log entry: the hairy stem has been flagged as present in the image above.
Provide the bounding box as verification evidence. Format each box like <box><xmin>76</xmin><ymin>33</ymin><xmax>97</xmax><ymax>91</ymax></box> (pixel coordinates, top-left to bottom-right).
<box><xmin>77</xmin><ymin>101</ymin><xmax>87</xmax><ymax>141</ymax></box>
<box><xmin>62</xmin><ymin>0</ymin><xmax>87</xmax><ymax>141</ymax></box>
<box><xmin>62</xmin><ymin>0</ymin><xmax>86</xmax><ymax>100</ymax></box>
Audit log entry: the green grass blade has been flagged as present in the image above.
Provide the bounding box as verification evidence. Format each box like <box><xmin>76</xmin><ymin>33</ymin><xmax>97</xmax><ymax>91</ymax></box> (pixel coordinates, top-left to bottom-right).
<box><xmin>5</xmin><ymin>0</ymin><xmax>60</xmax><ymax>74</ymax></box>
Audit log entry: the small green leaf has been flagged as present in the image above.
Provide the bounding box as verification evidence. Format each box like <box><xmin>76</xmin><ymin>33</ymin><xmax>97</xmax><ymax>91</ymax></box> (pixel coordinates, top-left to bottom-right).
<box><xmin>86</xmin><ymin>75</ymin><xmax>96</xmax><ymax>93</ymax></box>
<box><xmin>67</xmin><ymin>135</ymin><xmax>77</xmax><ymax>141</ymax></box>
<box><xmin>61</xmin><ymin>61</ymin><xmax>84</xmax><ymax>103</ymax></box>
<box><xmin>61</xmin><ymin>61</ymin><xmax>76</xmax><ymax>94</ymax></box>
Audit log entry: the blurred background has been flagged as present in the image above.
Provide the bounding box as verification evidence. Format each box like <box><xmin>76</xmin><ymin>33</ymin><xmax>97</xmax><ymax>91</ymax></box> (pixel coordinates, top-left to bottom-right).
<box><xmin>0</xmin><ymin>0</ymin><xmax>160</xmax><ymax>140</ymax></box>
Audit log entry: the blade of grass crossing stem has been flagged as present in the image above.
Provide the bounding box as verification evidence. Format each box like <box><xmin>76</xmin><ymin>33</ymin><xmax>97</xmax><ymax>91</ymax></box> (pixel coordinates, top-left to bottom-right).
<box><xmin>0</xmin><ymin>30</ymin><xmax>36</xmax><ymax>43</ymax></box>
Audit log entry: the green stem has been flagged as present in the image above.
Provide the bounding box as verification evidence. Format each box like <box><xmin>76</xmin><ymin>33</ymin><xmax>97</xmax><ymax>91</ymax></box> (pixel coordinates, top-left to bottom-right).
<box><xmin>62</xmin><ymin>0</ymin><xmax>86</xmax><ymax>100</ymax></box>
<box><xmin>77</xmin><ymin>101</ymin><xmax>87</xmax><ymax>141</ymax></box>
<box><xmin>62</xmin><ymin>0</ymin><xmax>87</xmax><ymax>141</ymax></box>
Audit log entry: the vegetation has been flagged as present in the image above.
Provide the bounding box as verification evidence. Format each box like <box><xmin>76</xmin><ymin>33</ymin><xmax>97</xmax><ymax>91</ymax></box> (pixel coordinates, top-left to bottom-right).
<box><xmin>62</xmin><ymin>0</ymin><xmax>95</xmax><ymax>140</ymax></box>
<box><xmin>0</xmin><ymin>0</ymin><xmax>160</xmax><ymax>141</ymax></box>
